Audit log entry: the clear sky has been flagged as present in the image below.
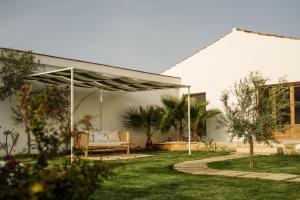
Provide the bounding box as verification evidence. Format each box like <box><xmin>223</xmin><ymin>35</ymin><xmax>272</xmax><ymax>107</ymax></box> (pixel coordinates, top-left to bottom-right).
<box><xmin>0</xmin><ymin>0</ymin><xmax>299</xmax><ymax>73</ymax></box>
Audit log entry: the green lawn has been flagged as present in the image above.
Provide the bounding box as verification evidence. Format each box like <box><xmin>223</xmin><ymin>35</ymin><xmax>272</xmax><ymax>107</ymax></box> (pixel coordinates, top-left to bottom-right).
<box><xmin>12</xmin><ymin>152</ymin><xmax>300</xmax><ymax>199</ymax></box>
<box><xmin>88</xmin><ymin>152</ymin><xmax>300</xmax><ymax>200</ymax></box>
<box><xmin>208</xmin><ymin>154</ymin><xmax>300</xmax><ymax>175</ymax></box>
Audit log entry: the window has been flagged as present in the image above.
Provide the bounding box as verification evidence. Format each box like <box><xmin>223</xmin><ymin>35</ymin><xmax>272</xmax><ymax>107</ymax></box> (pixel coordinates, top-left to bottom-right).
<box><xmin>278</xmin><ymin>87</ymin><xmax>291</xmax><ymax>125</ymax></box>
<box><xmin>295</xmin><ymin>87</ymin><xmax>300</xmax><ymax>124</ymax></box>
<box><xmin>190</xmin><ymin>92</ymin><xmax>206</xmax><ymax>100</ymax></box>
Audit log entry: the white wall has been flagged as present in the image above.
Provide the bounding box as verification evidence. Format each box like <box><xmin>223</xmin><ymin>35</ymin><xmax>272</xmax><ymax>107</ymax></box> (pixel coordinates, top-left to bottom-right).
<box><xmin>163</xmin><ymin>29</ymin><xmax>300</xmax><ymax>141</ymax></box>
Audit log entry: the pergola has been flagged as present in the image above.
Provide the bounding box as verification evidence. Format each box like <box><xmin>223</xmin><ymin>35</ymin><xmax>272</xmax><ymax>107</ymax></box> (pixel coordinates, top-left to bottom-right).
<box><xmin>30</xmin><ymin>67</ymin><xmax>192</xmax><ymax>162</ymax></box>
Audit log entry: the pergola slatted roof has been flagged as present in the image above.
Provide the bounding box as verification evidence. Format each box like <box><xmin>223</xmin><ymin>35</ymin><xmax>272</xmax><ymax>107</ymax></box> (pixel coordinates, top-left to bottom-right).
<box><xmin>29</xmin><ymin>68</ymin><xmax>187</xmax><ymax>92</ymax></box>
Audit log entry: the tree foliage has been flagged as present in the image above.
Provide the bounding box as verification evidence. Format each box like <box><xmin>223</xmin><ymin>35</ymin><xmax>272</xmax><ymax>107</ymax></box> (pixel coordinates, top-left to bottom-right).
<box><xmin>0</xmin><ymin>49</ymin><xmax>41</xmax><ymax>100</ymax></box>
<box><xmin>160</xmin><ymin>95</ymin><xmax>188</xmax><ymax>141</ymax></box>
<box><xmin>190</xmin><ymin>98</ymin><xmax>220</xmax><ymax>141</ymax></box>
<box><xmin>14</xmin><ymin>84</ymin><xmax>70</xmax><ymax>167</ymax></box>
<box><xmin>220</xmin><ymin>71</ymin><xmax>290</xmax><ymax>168</ymax></box>
<box><xmin>160</xmin><ymin>95</ymin><xmax>220</xmax><ymax>142</ymax></box>
<box><xmin>0</xmin><ymin>155</ymin><xmax>116</xmax><ymax>200</ymax></box>
<box><xmin>122</xmin><ymin>105</ymin><xmax>163</xmax><ymax>149</ymax></box>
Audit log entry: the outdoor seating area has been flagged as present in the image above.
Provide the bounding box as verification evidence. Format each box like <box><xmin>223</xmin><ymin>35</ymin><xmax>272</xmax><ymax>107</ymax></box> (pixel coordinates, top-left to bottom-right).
<box><xmin>75</xmin><ymin>130</ymin><xmax>130</xmax><ymax>157</ymax></box>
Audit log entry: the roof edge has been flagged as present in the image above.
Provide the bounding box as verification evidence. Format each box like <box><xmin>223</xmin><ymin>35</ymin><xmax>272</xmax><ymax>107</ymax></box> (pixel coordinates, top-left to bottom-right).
<box><xmin>235</xmin><ymin>28</ymin><xmax>300</xmax><ymax>40</ymax></box>
<box><xmin>0</xmin><ymin>47</ymin><xmax>181</xmax><ymax>80</ymax></box>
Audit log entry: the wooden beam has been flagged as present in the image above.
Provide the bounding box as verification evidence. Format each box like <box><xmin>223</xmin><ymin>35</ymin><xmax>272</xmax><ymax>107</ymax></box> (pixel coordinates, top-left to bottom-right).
<box><xmin>290</xmin><ymin>86</ymin><xmax>295</xmax><ymax>138</ymax></box>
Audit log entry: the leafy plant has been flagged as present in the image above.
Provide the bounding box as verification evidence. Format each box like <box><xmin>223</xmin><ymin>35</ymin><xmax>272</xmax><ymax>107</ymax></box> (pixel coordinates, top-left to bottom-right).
<box><xmin>220</xmin><ymin>71</ymin><xmax>290</xmax><ymax>168</ymax></box>
<box><xmin>190</xmin><ymin>98</ymin><xmax>220</xmax><ymax>141</ymax></box>
<box><xmin>202</xmin><ymin>138</ymin><xmax>218</xmax><ymax>151</ymax></box>
<box><xmin>0</xmin><ymin>49</ymin><xmax>41</xmax><ymax>100</ymax></box>
<box><xmin>0</xmin><ymin>49</ymin><xmax>41</xmax><ymax>153</ymax></box>
<box><xmin>14</xmin><ymin>84</ymin><xmax>70</xmax><ymax>167</ymax></box>
<box><xmin>122</xmin><ymin>105</ymin><xmax>163</xmax><ymax>149</ymax></box>
<box><xmin>0</xmin><ymin>126</ymin><xmax>19</xmax><ymax>156</ymax></box>
<box><xmin>0</xmin><ymin>156</ymin><xmax>116</xmax><ymax>200</ymax></box>
<box><xmin>160</xmin><ymin>95</ymin><xmax>220</xmax><ymax>142</ymax></box>
<box><xmin>160</xmin><ymin>95</ymin><xmax>188</xmax><ymax>141</ymax></box>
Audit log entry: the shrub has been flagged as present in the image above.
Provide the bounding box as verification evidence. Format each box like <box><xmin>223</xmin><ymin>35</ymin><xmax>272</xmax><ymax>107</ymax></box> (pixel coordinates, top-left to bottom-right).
<box><xmin>0</xmin><ymin>126</ymin><xmax>19</xmax><ymax>156</ymax></box>
<box><xmin>0</xmin><ymin>156</ymin><xmax>115</xmax><ymax>200</ymax></box>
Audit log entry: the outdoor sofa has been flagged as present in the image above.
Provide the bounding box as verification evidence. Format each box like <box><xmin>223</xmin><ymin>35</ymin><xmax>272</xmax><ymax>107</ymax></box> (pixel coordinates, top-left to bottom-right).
<box><xmin>75</xmin><ymin>130</ymin><xmax>130</xmax><ymax>157</ymax></box>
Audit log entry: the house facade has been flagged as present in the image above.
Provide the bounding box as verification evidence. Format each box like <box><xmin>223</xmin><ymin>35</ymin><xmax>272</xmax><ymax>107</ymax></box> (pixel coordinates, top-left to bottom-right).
<box><xmin>162</xmin><ymin>28</ymin><xmax>300</xmax><ymax>142</ymax></box>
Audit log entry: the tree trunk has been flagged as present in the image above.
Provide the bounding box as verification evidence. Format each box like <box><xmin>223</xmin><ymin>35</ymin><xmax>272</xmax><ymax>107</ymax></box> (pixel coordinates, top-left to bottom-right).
<box><xmin>192</xmin><ymin>130</ymin><xmax>198</xmax><ymax>142</ymax></box>
<box><xmin>249</xmin><ymin>136</ymin><xmax>254</xmax><ymax>169</ymax></box>
<box><xmin>21</xmin><ymin>107</ymin><xmax>32</xmax><ymax>154</ymax></box>
<box><xmin>179</xmin><ymin>126</ymin><xmax>185</xmax><ymax>142</ymax></box>
<box><xmin>26</xmin><ymin>130</ymin><xmax>31</xmax><ymax>154</ymax></box>
<box><xmin>145</xmin><ymin>134</ymin><xmax>153</xmax><ymax>150</ymax></box>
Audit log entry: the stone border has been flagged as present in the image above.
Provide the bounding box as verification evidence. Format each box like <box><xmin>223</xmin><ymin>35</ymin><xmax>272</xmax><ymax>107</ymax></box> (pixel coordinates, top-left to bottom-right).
<box><xmin>174</xmin><ymin>154</ymin><xmax>300</xmax><ymax>182</ymax></box>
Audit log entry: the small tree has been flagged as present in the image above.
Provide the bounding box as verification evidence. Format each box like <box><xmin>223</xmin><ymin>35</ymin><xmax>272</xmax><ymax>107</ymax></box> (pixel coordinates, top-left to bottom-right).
<box><xmin>15</xmin><ymin>84</ymin><xmax>70</xmax><ymax>167</ymax></box>
<box><xmin>122</xmin><ymin>106</ymin><xmax>163</xmax><ymax>150</ymax></box>
<box><xmin>0</xmin><ymin>49</ymin><xmax>41</xmax><ymax>153</ymax></box>
<box><xmin>220</xmin><ymin>71</ymin><xmax>289</xmax><ymax>168</ymax></box>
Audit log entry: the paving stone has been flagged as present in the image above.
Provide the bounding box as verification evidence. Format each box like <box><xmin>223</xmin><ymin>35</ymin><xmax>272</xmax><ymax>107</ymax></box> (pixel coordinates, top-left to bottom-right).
<box><xmin>240</xmin><ymin>173</ymin><xmax>298</xmax><ymax>181</ymax></box>
<box><xmin>174</xmin><ymin>154</ymin><xmax>299</xmax><ymax>182</ymax></box>
<box><xmin>286</xmin><ymin>177</ymin><xmax>300</xmax><ymax>182</ymax></box>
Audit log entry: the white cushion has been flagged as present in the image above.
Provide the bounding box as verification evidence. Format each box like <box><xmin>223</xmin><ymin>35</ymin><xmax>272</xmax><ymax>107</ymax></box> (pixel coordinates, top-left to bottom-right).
<box><xmin>106</xmin><ymin>131</ymin><xmax>120</xmax><ymax>142</ymax></box>
<box><xmin>93</xmin><ymin>131</ymin><xmax>109</xmax><ymax>142</ymax></box>
<box><xmin>89</xmin><ymin>132</ymin><xmax>94</xmax><ymax>142</ymax></box>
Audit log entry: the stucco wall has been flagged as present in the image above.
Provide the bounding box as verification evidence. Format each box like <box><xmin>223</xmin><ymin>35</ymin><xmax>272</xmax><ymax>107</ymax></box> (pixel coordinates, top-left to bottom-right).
<box><xmin>162</xmin><ymin>29</ymin><xmax>300</xmax><ymax>142</ymax></box>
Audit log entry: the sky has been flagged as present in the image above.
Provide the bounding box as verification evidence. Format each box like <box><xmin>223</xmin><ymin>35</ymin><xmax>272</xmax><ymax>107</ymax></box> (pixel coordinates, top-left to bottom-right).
<box><xmin>0</xmin><ymin>0</ymin><xmax>300</xmax><ymax>73</ymax></box>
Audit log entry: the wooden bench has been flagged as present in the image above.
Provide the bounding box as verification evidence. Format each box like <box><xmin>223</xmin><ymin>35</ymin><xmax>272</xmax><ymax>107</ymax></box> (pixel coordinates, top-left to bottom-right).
<box><xmin>75</xmin><ymin>130</ymin><xmax>130</xmax><ymax>157</ymax></box>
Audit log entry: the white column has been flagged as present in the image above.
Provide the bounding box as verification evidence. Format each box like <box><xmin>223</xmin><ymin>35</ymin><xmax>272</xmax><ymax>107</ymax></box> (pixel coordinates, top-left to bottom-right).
<box><xmin>70</xmin><ymin>67</ymin><xmax>74</xmax><ymax>163</ymax></box>
<box><xmin>99</xmin><ymin>89</ymin><xmax>103</xmax><ymax>130</ymax></box>
<box><xmin>188</xmin><ymin>86</ymin><xmax>191</xmax><ymax>155</ymax></box>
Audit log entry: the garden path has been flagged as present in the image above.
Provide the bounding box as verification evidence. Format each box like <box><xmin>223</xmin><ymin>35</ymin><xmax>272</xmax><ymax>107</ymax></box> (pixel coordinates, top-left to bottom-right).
<box><xmin>174</xmin><ymin>154</ymin><xmax>300</xmax><ymax>182</ymax></box>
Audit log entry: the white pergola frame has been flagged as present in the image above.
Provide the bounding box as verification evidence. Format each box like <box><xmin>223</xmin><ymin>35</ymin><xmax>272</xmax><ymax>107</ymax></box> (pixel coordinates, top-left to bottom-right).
<box><xmin>31</xmin><ymin>67</ymin><xmax>192</xmax><ymax>163</ymax></box>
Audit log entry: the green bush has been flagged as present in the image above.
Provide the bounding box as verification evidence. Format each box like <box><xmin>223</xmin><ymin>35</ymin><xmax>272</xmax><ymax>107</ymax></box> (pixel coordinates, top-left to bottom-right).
<box><xmin>0</xmin><ymin>156</ymin><xmax>115</xmax><ymax>200</ymax></box>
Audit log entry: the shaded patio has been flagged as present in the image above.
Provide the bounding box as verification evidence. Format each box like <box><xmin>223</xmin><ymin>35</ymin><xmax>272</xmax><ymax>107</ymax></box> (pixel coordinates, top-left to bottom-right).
<box><xmin>29</xmin><ymin>67</ymin><xmax>192</xmax><ymax>162</ymax></box>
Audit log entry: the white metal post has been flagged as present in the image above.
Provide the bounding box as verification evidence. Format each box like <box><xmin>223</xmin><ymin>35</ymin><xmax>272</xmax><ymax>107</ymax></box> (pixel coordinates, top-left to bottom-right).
<box><xmin>99</xmin><ymin>90</ymin><xmax>103</xmax><ymax>130</ymax></box>
<box><xmin>188</xmin><ymin>86</ymin><xmax>191</xmax><ymax>155</ymax></box>
<box><xmin>70</xmin><ymin>67</ymin><xmax>74</xmax><ymax>163</ymax></box>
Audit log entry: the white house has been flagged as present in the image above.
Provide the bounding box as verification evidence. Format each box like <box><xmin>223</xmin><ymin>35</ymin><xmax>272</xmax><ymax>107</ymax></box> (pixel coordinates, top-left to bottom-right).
<box><xmin>162</xmin><ymin>28</ymin><xmax>300</xmax><ymax>142</ymax></box>
<box><xmin>1</xmin><ymin>28</ymin><xmax>300</xmax><ymax>154</ymax></box>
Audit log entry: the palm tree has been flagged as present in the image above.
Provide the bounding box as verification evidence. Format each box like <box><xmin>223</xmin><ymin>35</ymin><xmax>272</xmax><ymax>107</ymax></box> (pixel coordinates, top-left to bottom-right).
<box><xmin>160</xmin><ymin>95</ymin><xmax>188</xmax><ymax>141</ymax></box>
<box><xmin>160</xmin><ymin>95</ymin><xmax>220</xmax><ymax>142</ymax></box>
<box><xmin>190</xmin><ymin>98</ymin><xmax>220</xmax><ymax>141</ymax></box>
<box><xmin>122</xmin><ymin>105</ymin><xmax>163</xmax><ymax>150</ymax></box>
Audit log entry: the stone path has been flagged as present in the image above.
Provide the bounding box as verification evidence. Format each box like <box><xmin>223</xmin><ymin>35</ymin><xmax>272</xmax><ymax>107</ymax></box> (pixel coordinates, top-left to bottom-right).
<box><xmin>174</xmin><ymin>154</ymin><xmax>300</xmax><ymax>182</ymax></box>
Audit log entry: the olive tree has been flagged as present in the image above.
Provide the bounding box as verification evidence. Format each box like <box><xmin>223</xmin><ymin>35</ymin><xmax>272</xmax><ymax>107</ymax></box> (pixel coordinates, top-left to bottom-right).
<box><xmin>220</xmin><ymin>71</ymin><xmax>289</xmax><ymax>168</ymax></box>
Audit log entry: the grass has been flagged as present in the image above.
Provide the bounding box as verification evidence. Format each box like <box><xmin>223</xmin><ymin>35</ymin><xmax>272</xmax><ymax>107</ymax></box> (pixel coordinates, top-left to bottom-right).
<box><xmin>12</xmin><ymin>152</ymin><xmax>300</xmax><ymax>199</ymax></box>
<box><xmin>208</xmin><ymin>154</ymin><xmax>300</xmax><ymax>175</ymax></box>
<box><xmin>87</xmin><ymin>151</ymin><xmax>300</xmax><ymax>200</ymax></box>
